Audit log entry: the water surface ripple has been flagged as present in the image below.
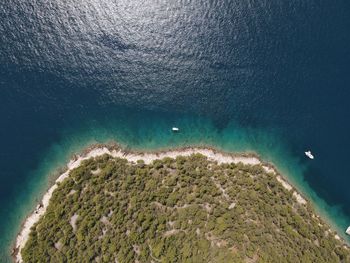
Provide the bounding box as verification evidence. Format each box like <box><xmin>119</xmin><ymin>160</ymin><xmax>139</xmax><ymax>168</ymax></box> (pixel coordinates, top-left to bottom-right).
<box><xmin>1</xmin><ymin>0</ymin><xmax>350</xmax><ymax>260</ymax></box>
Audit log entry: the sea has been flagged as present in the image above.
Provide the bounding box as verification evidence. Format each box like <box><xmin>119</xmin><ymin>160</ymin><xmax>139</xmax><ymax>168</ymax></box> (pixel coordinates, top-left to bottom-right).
<box><xmin>1</xmin><ymin>0</ymin><xmax>350</xmax><ymax>261</ymax></box>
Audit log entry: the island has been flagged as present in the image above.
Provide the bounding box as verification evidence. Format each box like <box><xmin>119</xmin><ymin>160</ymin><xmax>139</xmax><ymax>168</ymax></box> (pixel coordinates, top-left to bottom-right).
<box><xmin>14</xmin><ymin>146</ymin><xmax>350</xmax><ymax>262</ymax></box>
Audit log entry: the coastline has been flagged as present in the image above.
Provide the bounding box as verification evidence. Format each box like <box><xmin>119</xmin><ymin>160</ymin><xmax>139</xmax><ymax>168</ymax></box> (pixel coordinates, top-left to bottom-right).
<box><xmin>12</xmin><ymin>144</ymin><xmax>348</xmax><ymax>262</ymax></box>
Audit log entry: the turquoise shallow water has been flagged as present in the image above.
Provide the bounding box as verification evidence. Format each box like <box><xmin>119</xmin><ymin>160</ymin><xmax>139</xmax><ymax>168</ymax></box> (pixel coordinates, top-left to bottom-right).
<box><xmin>2</xmin><ymin>112</ymin><xmax>350</xmax><ymax>261</ymax></box>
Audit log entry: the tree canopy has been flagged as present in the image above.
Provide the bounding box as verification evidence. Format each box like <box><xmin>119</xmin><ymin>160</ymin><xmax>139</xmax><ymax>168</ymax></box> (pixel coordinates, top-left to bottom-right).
<box><xmin>22</xmin><ymin>153</ymin><xmax>350</xmax><ymax>262</ymax></box>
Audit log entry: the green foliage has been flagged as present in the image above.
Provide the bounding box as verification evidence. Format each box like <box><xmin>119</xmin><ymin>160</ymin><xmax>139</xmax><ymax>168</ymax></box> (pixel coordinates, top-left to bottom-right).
<box><xmin>22</xmin><ymin>154</ymin><xmax>350</xmax><ymax>262</ymax></box>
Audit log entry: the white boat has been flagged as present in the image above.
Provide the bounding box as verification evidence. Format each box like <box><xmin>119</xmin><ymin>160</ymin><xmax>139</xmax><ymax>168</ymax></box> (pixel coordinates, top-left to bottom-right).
<box><xmin>172</xmin><ymin>127</ymin><xmax>179</xmax><ymax>132</ymax></box>
<box><xmin>305</xmin><ymin>150</ymin><xmax>314</xmax><ymax>159</ymax></box>
<box><xmin>346</xmin><ymin>226</ymin><xmax>350</xmax><ymax>236</ymax></box>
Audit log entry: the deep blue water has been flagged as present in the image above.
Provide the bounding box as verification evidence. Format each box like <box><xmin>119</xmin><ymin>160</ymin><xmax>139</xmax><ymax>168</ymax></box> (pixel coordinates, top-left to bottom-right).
<box><xmin>1</xmin><ymin>0</ymin><xmax>350</xmax><ymax>261</ymax></box>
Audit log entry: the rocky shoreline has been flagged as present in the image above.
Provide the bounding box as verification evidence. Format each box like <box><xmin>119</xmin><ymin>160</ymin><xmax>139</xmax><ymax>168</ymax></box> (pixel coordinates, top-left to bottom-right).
<box><xmin>12</xmin><ymin>143</ymin><xmax>348</xmax><ymax>262</ymax></box>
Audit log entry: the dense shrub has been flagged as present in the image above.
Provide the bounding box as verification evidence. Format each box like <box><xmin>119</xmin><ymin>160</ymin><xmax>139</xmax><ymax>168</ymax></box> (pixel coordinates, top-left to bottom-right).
<box><xmin>22</xmin><ymin>154</ymin><xmax>350</xmax><ymax>262</ymax></box>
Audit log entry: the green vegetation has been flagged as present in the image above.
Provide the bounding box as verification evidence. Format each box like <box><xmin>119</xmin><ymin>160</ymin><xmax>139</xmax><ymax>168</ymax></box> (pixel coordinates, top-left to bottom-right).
<box><xmin>22</xmin><ymin>153</ymin><xmax>350</xmax><ymax>262</ymax></box>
